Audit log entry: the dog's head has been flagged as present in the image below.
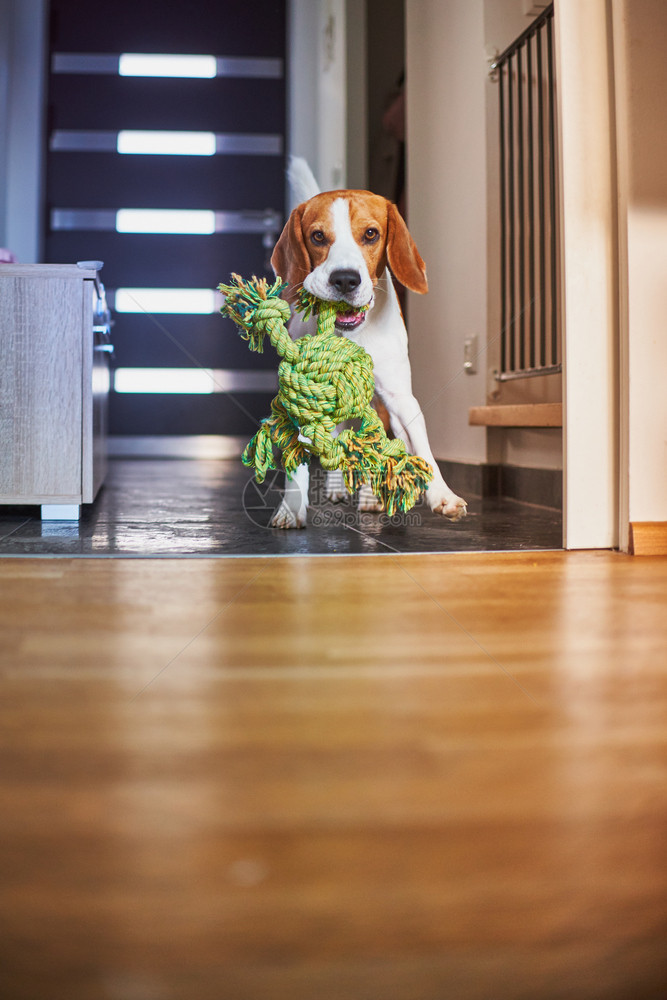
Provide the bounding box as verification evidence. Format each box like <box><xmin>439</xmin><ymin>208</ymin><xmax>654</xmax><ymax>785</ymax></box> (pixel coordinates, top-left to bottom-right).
<box><xmin>271</xmin><ymin>190</ymin><xmax>427</xmax><ymax>332</ymax></box>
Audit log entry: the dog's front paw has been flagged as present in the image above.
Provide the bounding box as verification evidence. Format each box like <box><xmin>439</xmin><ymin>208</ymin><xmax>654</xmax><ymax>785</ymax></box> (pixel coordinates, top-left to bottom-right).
<box><xmin>427</xmin><ymin>486</ymin><xmax>467</xmax><ymax>522</ymax></box>
<box><xmin>357</xmin><ymin>483</ymin><xmax>384</xmax><ymax>513</ymax></box>
<box><xmin>270</xmin><ymin>498</ymin><xmax>308</xmax><ymax>529</ymax></box>
<box><xmin>324</xmin><ymin>469</ymin><xmax>348</xmax><ymax>503</ymax></box>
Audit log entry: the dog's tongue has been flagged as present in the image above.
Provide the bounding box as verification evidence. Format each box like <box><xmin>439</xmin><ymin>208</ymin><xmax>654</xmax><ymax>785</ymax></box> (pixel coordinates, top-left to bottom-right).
<box><xmin>335</xmin><ymin>310</ymin><xmax>366</xmax><ymax>330</ymax></box>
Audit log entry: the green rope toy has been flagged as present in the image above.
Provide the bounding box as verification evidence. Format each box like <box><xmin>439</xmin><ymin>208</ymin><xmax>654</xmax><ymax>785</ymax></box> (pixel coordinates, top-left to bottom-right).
<box><xmin>218</xmin><ymin>273</ymin><xmax>433</xmax><ymax>517</ymax></box>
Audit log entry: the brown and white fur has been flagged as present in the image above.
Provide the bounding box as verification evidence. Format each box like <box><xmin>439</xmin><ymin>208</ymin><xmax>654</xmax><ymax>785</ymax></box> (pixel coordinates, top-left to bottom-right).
<box><xmin>268</xmin><ymin>160</ymin><xmax>467</xmax><ymax>529</ymax></box>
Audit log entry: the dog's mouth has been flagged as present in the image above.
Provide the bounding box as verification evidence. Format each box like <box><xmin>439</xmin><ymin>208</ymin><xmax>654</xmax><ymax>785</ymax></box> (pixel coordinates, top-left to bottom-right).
<box><xmin>334</xmin><ymin>309</ymin><xmax>367</xmax><ymax>332</ymax></box>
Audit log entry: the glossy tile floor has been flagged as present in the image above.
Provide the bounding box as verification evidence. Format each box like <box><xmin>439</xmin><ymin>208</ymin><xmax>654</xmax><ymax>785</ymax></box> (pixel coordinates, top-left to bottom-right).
<box><xmin>0</xmin><ymin>459</ymin><xmax>562</xmax><ymax>557</ymax></box>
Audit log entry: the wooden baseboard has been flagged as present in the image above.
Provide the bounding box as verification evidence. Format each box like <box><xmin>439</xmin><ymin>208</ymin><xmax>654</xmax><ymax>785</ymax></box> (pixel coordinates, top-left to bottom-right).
<box><xmin>468</xmin><ymin>403</ymin><xmax>562</xmax><ymax>427</ymax></box>
<box><xmin>437</xmin><ymin>460</ymin><xmax>562</xmax><ymax>510</ymax></box>
<box><xmin>629</xmin><ymin>522</ymin><xmax>667</xmax><ymax>556</ymax></box>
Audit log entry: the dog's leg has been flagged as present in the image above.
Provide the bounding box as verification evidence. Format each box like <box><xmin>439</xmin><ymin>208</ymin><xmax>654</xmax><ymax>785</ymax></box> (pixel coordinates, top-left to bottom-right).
<box><xmin>270</xmin><ymin>463</ymin><xmax>309</xmax><ymax>528</ymax></box>
<box><xmin>384</xmin><ymin>393</ymin><xmax>467</xmax><ymax>521</ymax></box>
<box><xmin>353</xmin><ymin>272</ymin><xmax>465</xmax><ymax>520</ymax></box>
<box><xmin>324</xmin><ymin>468</ymin><xmax>347</xmax><ymax>503</ymax></box>
<box><xmin>323</xmin><ymin>422</ymin><xmax>383</xmax><ymax>511</ymax></box>
<box><xmin>357</xmin><ymin>483</ymin><xmax>384</xmax><ymax>512</ymax></box>
<box><xmin>266</xmin><ymin>312</ymin><xmax>316</xmax><ymax>529</ymax></box>
<box><xmin>326</xmin><ymin>466</ymin><xmax>383</xmax><ymax>510</ymax></box>
<box><xmin>323</xmin><ymin>421</ymin><xmax>352</xmax><ymax>503</ymax></box>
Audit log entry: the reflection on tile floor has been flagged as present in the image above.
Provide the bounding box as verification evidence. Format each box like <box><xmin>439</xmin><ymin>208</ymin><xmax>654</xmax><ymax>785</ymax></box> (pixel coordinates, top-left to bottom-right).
<box><xmin>0</xmin><ymin>459</ymin><xmax>562</xmax><ymax>557</ymax></box>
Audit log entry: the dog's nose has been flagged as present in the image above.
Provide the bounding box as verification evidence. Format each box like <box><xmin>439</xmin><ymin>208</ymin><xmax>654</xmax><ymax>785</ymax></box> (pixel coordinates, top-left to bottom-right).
<box><xmin>330</xmin><ymin>269</ymin><xmax>361</xmax><ymax>295</ymax></box>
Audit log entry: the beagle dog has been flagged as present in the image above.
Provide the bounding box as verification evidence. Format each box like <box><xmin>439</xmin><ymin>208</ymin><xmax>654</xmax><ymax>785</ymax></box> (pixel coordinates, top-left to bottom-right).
<box><xmin>268</xmin><ymin>176</ymin><xmax>467</xmax><ymax>529</ymax></box>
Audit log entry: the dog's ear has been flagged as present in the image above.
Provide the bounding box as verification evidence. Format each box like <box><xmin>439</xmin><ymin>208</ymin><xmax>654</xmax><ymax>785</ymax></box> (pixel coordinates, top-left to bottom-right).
<box><xmin>386</xmin><ymin>202</ymin><xmax>428</xmax><ymax>294</ymax></box>
<box><xmin>271</xmin><ymin>205</ymin><xmax>310</xmax><ymax>298</ymax></box>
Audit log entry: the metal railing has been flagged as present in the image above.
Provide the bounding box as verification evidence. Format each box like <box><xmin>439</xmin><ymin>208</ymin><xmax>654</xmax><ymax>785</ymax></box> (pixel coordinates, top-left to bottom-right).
<box><xmin>491</xmin><ymin>4</ymin><xmax>561</xmax><ymax>382</ymax></box>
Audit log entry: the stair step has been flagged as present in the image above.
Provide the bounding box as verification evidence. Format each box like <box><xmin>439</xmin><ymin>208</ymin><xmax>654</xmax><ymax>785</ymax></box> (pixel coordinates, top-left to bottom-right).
<box><xmin>469</xmin><ymin>403</ymin><xmax>562</xmax><ymax>427</ymax></box>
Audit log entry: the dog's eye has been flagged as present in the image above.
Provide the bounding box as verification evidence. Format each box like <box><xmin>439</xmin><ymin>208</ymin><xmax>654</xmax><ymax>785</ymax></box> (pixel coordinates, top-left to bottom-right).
<box><xmin>310</xmin><ymin>230</ymin><xmax>327</xmax><ymax>245</ymax></box>
<box><xmin>363</xmin><ymin>227</ymin><xmax>380</xmax><ymax>244</ymax></box>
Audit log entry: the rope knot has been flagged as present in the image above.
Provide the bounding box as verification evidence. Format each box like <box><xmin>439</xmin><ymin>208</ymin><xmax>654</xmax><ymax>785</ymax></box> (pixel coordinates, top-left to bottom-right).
<box><xmin>218</xmin><ymin>274</ymin><xmax>433</xmax><ymax>512</ymax></box>
<box><xmin>218</xmin><ymin>274</ymin><xmax>293</xmax><ymax>355</ymax></box>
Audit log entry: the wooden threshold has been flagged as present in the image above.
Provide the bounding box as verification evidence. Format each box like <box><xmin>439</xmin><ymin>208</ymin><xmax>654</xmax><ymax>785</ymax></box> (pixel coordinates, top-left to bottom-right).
<box><xmin>629</xmin><ymin>521</ymin><xmax>667</xmax><ymax>555</ymax></box>
<box><xmin>469</xmin><ymin>402</ymin><xmax>562</xmax><ymax>427</ymax></box>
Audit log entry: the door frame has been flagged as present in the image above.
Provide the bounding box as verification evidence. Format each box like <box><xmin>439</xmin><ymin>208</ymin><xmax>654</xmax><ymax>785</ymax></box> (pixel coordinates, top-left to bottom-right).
<box><xmin>554</xmin><ymin>0</ymin><xmax>621</xmax><ymax>550</ymax></box>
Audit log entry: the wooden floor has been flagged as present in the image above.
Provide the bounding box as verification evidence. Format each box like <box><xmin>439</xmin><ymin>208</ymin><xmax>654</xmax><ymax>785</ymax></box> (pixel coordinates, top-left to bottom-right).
<box><xmin>1</xmin><ymin>551</ymin><xmax>666</xmax><ymax>1000</ymax></box>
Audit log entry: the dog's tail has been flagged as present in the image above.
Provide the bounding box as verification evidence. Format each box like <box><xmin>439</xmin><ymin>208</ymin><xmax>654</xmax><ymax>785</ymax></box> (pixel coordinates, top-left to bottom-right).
<box><xmin>287</xmin><ymin>156</ymin><xmax>320</xmax><ymax>203</ymax></box>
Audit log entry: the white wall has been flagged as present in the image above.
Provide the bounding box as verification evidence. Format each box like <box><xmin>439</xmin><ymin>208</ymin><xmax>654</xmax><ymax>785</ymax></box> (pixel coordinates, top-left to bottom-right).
<box><xmin>287</xmin><ymin>0</ymin><xmax>321</xmax><ymax>193</ymax></box>
<box><xmin>0</xmin><ymin>0</ymin><xmax>47</xmax><ymax>262</ymax></box>
<box><xmin>612</xmin><ymin>0</ymin><xmax>667</xmax><ymax>540</ymax></box>
<box><xmin>405</xmin><ymin>0</ymin><xmax>488</xmax><ymax>465</ymax></box>
<box><xmin>287</xmin><ymin>0</ymin><xmax>367</xmax><ymax>199</ymax></box>
<box><xmin>406</xmin><ymin>0</ymin><xmax>560</xmax><ymax>469</ymax></box>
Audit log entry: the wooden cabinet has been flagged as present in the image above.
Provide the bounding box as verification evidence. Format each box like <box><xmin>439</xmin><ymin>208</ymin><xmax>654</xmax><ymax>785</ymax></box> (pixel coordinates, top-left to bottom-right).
<box><xmin>0</xmin><ymin>263</ymin><xmax>110</xmax><ymax>516</ymax></box>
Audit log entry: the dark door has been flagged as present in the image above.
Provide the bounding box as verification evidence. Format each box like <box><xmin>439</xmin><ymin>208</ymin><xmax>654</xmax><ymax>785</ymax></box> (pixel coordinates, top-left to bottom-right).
<box><xmin>45</xmin><ymin>0</ymin><xmax>286</xmax><ymax>441</ymax></box>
